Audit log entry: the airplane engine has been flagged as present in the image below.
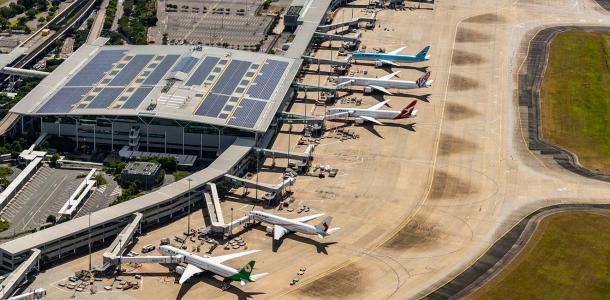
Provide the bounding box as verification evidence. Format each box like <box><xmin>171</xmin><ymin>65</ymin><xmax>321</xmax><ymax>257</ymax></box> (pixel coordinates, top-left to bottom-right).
<box><xmin>175</xmin><ymin>266</ymin><xmax>185</xmax><ymax>275</ymax></box>
<box><xmin>375</xmin><ymin>61</ymin><xmax>384</xmax><ymax>67</ymax></box>
<box><xmin>355</xmin><ymin>118</ymin><xmax>365</xmax><ymax>124</ymax></box>
<box><xmin>265</xmin><ymin>226</ymin><xmax>274</xmax><ymax>235</ymax></box>
<box><xmin>364</xmin><ymin>86</ymin><xmax>372</xmax><ymax>94</ymax></box>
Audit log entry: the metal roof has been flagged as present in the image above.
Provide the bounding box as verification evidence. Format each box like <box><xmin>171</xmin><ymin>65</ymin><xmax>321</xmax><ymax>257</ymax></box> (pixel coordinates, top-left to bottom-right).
<box><xmin>10</xmin><ymin>44</ymin><xmax>300</xmax><ymax>132</ymax></box>
<box><xmin>0</xmin><ymin>138</ymin><xmax>254</xmax><ymax>255</ymax></box>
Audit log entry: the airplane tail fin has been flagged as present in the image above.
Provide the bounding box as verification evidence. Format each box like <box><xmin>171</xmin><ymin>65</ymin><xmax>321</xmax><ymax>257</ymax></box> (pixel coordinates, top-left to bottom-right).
<box><xmin>232</xmin><ymin>260</ymin><xmax>255</xmax><ymax>284</ymax></box>
<box><xmin>416</xmin><ymin>46</ymin><xmax>430</xmax><ymax>59</ymax></box>
<box><xmin>416</xmin><ymin>71</ymin><xmax>431</xmax><ymax>88</ymax></box>
<box><xmin>394</xmin><ymin>100</ymin><xmax>418</xmax><ymax>119</ymax></box>
<box><xmin>315</xmin><ymin>216</ymin><xmax>333</xmax><ymax>233</ymax></box>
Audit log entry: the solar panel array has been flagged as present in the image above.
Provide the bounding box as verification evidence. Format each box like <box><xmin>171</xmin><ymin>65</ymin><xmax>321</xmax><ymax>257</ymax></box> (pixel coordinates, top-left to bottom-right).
<box><xmin>109</xmin><ymin>55</ymin><xmax>154</xmax><ymax>86</ymax></box>
<box><xmin>66</xmin><ymin>50</ymin><xmax>126</xmax><ymax>86</ymax></box>
<box><xmin>228</xmin><ymin>98</ymin><xmax>266</xmax><ymax>128</ymax></box>
<box><xmin>123</xmin><ymin>87</ymin><xmax>154</xmax><ymax>109</ymax></box>
<box><xmin>185</xmin><ymin>57</ymin><xmax>220</xmax><ymax>86</ymax></box>
<box><xmin>37</xmin><ymin>87</ymin><xmax>91</xmax><ymax>113</ymax></box>
<box><xmin>88</xmin><ymin>88</ymin><xmax>124</xmax><ymax>108</ymax></box>
<box><xmin>211</xmin><ymin>60</ymin><xmax>251</xmax><ymax>95</ymax></box>
<box><xmin>246</xmin><ymin>60</ymin><xmax>289</xmax><ymax>100</ymax></box>
<box><xmin>195</xmin><ymin>93</ymin><xmax>229</xmax><ymax>117</ymax></box>
<box><xmin>143</xmin><ymin>55</ymin><xmax>180</xmax><ymax>85</ymax></box>
<box><xmin>34</xmin><ymin>47</ymin><xmax>293</xmax><ymax>130</ymax></box>
<box><xmin>172</xmin><ymin>56</ymin><xmax>199</xmax><ymax>74</ymax></box>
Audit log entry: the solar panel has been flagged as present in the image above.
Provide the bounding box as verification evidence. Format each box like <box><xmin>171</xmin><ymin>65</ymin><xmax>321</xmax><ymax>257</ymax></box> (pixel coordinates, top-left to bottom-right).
<box><xmin>228</xmin><ymin>98</ymin><xmax>266</xmax><ymax>128</ymax></box>
<box><xmin>87</xmin><ymin>88</ymin><xmax>124</xmax><ymax>109</ymax></box>
<box><xmin>247</xmin><ymin>60</ymin><xmax>289</xmax><ymax>100</ymax></box>
<box><xmin>66</xmin><ymin>50</ymin><xmax>125</xmax><ymax>86</ymax></box>
<box><xmin>143</xmin><ymin>55</ymin><xmax>180</xmax><ymax>85</ymax></box>
<box><xmin>109</xmin><ymin>55</ymin><xmax>154</xmax><ymax>86</ymax></box>
<box><xmin>194</xmin><ymin>93</ymin><xmax>229</xmax><ymax>118</ymax></box>
<box><xmin>37</xmin><ymin>87</ymin><xmax>90</xmax><ymax>113</ymax></box>
<box><xmin>185</xmin><ymin>57</ymin><xmax>220</xmax><ymax>86</ymax></box>
<box><xmin>122</xmin><ymin>87</ymin><xmax>153</xmax><ymax>109</ymax></box>
<box><xmin>173</xmin><ymin>56</ymin><xmax>199</xmax><ymax>74</ymax></box>
<box><xmin>211</xmin><ymin>60</ymin><xmax>251</xmax><ymax>95</ymax></box>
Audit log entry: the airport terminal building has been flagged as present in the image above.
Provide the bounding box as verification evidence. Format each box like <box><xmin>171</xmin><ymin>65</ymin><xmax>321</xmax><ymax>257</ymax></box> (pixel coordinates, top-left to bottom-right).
<box><xmin>10</xmin><ymin>43</ymin><xmax>300</xmax><ymax>156</ymax></box>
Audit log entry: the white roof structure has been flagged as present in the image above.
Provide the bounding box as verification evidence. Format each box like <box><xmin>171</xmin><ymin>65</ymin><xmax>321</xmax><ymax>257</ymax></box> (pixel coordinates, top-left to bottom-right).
<box><xmin>11</xmin><ymin>44</ymin><xmax>300</xmax><ymax>132</ymax></box>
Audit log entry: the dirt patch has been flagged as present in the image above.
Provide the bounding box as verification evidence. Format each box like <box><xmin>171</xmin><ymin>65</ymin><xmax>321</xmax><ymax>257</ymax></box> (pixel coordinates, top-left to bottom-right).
<box><xmin>452</xmin><ymin>49</ymin><xmax>486</xmax><ymax>66</ymax></box>
<box><xmin>296</xmin><ymin>264</ymin><xmax>366</xmax><ymax>298</ymax></box>
<box><xmin>429</xmin><ymin>170</ymin><xmax>478</xmax><ymax>200</ymax></box>
<box><xmin>449</xmin><ymin>74</ymin><xmax>481</xmax><ymax>91</ymax></box>
<box><xmin>382</xmin><ymin>216</ymin><xmax>441</xmax><ymax>250</ymax></box>
<box><xmin>456</xmin><ymin>27</ymin><xmax>492</xmax><ymax>43</ymax></box>
<box><xmin>464</xmin><ymin>13</ymin><xmax>505</xmax><ymax>24</ymax></box>
<box><xmin>445</xmin><ymin>102</ymin><xmax>480</xmax><ymax>121</ymax></box>
<box><xmin>438</xmin><ymin>134</ymin><xmax>478</xmax><ymax>156</ymax></box>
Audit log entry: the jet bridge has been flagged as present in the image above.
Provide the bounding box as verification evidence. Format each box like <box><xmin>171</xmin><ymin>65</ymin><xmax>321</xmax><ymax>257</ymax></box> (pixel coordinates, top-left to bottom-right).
<box><xmin>316</xmin><ymin>12</ymin><xmax>377</xmax><ymax>32</ymax></box>
<box><xmin>302</xmin><ymin>56</ymin><xmax>349</xmax><ymax>67</ymax></box>
<box><xmin>313</xmin><ymin>32</ymin><xmax>361</xmax><ymax>42</ymax></box>
<box><xmin>254</xmin><ymin>145</ymin><xmax>314</xmax><ymax>165</ymax></box>
<box><xmin>100</xmin><ymin>213</ymin><xmax>143</xmax><ymax>270</ymax></box>
<box><xmin>0</xmin><ymin>249</ymin><xmax>41</xmax><ymax>299</ymax></box>
<box><xmin>224</xmin><ymin>174</ymin><xmax>295</xmax><ymax>195</ymax></box>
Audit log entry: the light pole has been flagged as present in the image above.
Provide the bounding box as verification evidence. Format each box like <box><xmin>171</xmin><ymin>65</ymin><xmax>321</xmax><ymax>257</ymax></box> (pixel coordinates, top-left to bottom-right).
<box><xmin>88</xmin><ymin>213</ymin><xmax>92</xmax><ymax>273</ymax></box>
<box><xmin>187</xmin><ymin>178</ymin><xmax>192</xmax><ymax>235</ymax></box>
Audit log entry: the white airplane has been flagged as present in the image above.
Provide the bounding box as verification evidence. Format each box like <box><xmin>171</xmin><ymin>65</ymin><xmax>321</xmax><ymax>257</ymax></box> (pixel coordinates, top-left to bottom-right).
<box><xmin>331</xmin><ymin>71</ymin><xmax>432</xmax><ymax>95</ymax></box>
<box><xmin>326</xmin><ymin>99</ymin><xmax>417</xmax><ymax>125</ymax></box>
<box><xmin>119</xmin><ymin>245</ymin><xmax>268</xmax><ymax>286</ymax></box>
<box><xmin>248</xmin><ymin>210</ymin><xmax>340</xmax><ymax>241</ymax></box>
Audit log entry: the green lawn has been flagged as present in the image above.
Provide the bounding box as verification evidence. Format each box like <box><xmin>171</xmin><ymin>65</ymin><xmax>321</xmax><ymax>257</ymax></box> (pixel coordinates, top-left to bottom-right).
<box><xmin>541</xmin><ymin>31</ymin><xmax>610</xmax><ymax>173</ymax></box>
<box><xmin>470</xmin><ymin>212</ymin><xmax>610</xmax><ymax>300</ymax></box>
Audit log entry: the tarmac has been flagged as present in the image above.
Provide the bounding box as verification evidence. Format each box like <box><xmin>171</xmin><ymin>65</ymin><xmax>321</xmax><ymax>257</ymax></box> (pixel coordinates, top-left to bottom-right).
<box><xmin>19</xmin><ymin>0</ymin><xmax>610</xmax><ymax>299</ymax></box>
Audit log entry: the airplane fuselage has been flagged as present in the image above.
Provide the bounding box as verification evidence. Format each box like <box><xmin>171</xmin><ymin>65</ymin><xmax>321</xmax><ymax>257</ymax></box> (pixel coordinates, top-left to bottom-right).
<box><xmin>351</xmin><ymin>52</ymin><xmax>429</xmax><ymax>63</ymax></box>
<box><xmin>250</xmin><ymin>211</ymin><xmax>319</xmax><ymax>236</ymax></box>
<box><xmin>336</xmin><ymin>76</ymin><xmax>428</xmax><ymax>89</ymax></box>
<box><xmin>159</xmin><ymin>246</ymin><xmax>239</xmax><ymax>278</ymax></box>
<box><xmin>327</xmin><ymin>107</ymin><xmax>402</xmax><ymax>119</ymax></box>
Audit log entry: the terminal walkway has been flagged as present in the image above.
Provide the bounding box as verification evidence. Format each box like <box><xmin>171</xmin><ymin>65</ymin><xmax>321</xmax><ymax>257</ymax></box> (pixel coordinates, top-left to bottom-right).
<box><xmin>0</xmin><ymin>248</ymin><xmax>40</xmax><ymax>299</ymax></box>
<box><xmin>101</xmin><ymin>213</ymin><xmax>143</xmax><ymax>269</ymax></box>
<box><xmin>315</xmin><ymin>12</ymin><xmax>376</xmax><ymax>32</ymax></box>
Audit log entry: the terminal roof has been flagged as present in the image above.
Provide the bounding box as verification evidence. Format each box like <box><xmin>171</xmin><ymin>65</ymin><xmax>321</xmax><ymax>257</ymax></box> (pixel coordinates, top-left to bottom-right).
<box><xmin>11</xmin><ymin>44</ymin><xmax>299</xmax><ymax>132</ymax></box>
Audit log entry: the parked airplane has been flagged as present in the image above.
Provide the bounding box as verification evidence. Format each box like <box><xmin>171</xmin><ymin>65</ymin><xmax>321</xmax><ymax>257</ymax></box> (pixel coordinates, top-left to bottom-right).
<box><xmin>326</xmin><ymin>99</ymin><xmax>417</xmax><ymax>125</ymax></box>
<box><xmin>350</xmin><ymin>46</ymin><xmax>431</xmax><ymax>67</ymax></box>
<box><xmin>118</xmin><ymin>245</ymin><xmax>268</xmax><ymax>287</ymax></box>
<box><xmin>158</xmin><ymin>246</ymin><xmax>268</xmax><ymax>285</ymax></box>
<box><xmin>331</xmin><ymin>71</ymin><xmax>432</xmax><ymax>95</ymax></box>
<box><xmin>248</xmin><ymin>210</ymin><xmax>340</xmax><ymax>241</ymax></box>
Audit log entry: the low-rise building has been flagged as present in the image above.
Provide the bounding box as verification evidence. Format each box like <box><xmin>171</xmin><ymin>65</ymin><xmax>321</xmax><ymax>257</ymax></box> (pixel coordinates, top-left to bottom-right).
<box><xmin>121</xmin><ymin>161</ymin><xmax>162</xmax><ymax>188</ymax></box>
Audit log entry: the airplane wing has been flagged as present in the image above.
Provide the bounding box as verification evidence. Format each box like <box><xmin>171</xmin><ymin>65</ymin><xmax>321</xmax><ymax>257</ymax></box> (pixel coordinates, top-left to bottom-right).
<box><xmin>179</xmin><ymin>264</ymin><xmax>204</xmax><ymax>284</ymax></box>
<box><xmin>335</xmin><ymin>79</ymin><xmax>354</xmax><ymax>89</ymax></box>
<box><xmin>292</xmin><ymin>213</ymin><xmax>325</xmax><ymax>223</ymax></box>
<box><xmin>273</xmin><ymin>224</ymin><xmax>290</xmax><ymax>240</ymax></box>
<box><xmin>379</xmin><ymin>71</ymin><xmax>400</xmax><ymax>81</ymax></box>
<box><xmin>387</xmin><ymin>46</ymin><xmax>406</xmax><ymax>55</ymax></box>
<box><xmin>378</xmin><ymin>59</ymin><xmax>398</xmax><ymax>66</ymax></box>
<box><xmin>367</xmin><ymin>99</ymin><xmax>391</xmax><ymax>111</ymax></box>
<box><xmin>359</xmin><ymin>115</ymin><xmax>384</xmax><ymax>125</ymax></box>
<box><xmin>325</xmin><ymin>112</ymin><xmax>350</xmax><ymax>119</ymax></box>
<box><xmin>368</xmin><ymin>85</ymin><xmax>393</xmax><ymax>95</ymax></box>
<box><xmin>209</xmin><ymin>249</ymin><xmax>261</xmax><ymax>264</ymax></box>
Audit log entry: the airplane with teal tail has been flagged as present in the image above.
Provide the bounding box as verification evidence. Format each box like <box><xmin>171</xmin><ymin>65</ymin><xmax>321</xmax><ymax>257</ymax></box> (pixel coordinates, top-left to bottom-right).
<box><xmin>349</xmin><ymin>46</ymin><xmax>430</xmax><ymax>67</ymax></box>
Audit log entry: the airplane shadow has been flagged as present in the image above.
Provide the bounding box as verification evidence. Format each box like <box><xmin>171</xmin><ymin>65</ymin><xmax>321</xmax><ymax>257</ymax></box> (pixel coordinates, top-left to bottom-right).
<box><xmin>355</xmin><ymin>62</ymin><xmax>429</xmax><ymax>73</ymax></box>
<box><xmin>271</xmin><ymin>233</ymin><xmax>338</xmax><ymax>254</ymax></box>
<box><xmin>371</xmin><ymin>92</ymin><xmax>431</xmax><ymax>103</ymax></box>
<box><xmin>362</xmin><ymin>122</ymin><xmax>417</xmax><ymax>139</ymax></box>
<box><xmin>176</xmin><ymin>275</ymin><xmax>266</xmax><ymax>300</ymax></box>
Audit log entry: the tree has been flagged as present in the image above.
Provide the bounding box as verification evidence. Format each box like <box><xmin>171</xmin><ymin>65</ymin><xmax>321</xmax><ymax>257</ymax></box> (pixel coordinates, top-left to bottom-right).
<box><xmin>0</xmin><ymin>177</ymin><xmax>9</xmax><ymax>189</ymax></box>
<box><xmin>50</xmin><ymin>153</ymin><xmax>60</xmax><ymax>165</ymax></box>
<box><xmin>46</xmin><ymin>214</ymin><xmax>57</xmax><ymax>224</ymax></box>
<box><xmin>25</xmin><ymin>8</ymin><xmax>37</xmax><ymax>20</ymax></box>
